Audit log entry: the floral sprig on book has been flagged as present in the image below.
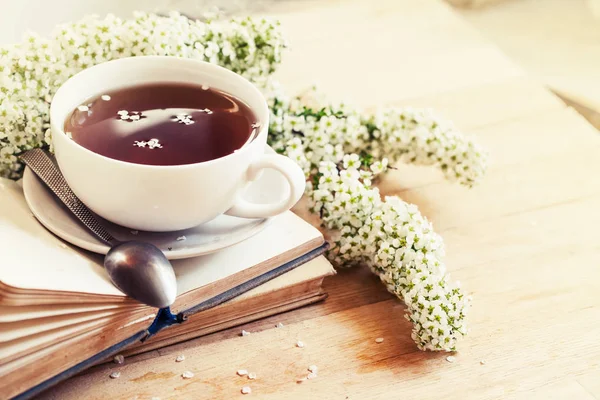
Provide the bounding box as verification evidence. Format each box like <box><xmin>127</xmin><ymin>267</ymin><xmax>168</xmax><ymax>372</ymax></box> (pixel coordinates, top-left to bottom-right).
<box><xmin>0</xmin><ymin>12</ymin><xmax>487</xmax><ymax>352</ymax></box>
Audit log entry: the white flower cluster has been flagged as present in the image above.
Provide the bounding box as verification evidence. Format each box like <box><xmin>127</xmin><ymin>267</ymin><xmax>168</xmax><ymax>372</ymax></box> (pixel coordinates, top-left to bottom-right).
<box><xmin>321</xmin><ymin>163</ymin><xmax>470</xmax><ymax>351</ymax></box>
<box><xmin>368</xmin><ymin>108</ymin><xmax>487</xmax><ymax>187</ymax></box>
<box><xmin>0</xmin><ymin>12</ymin><xmax>285</xmax><ymax>178</ymax></box>
<box><xmin>267</xmin><ymin>85</ymin><xmax>487</xmax><ymax>187</ymax></box>
<box><xmin>266</xmin><ymin>88</ymin><xmax>485</xmax><ymax>351</ymax></box>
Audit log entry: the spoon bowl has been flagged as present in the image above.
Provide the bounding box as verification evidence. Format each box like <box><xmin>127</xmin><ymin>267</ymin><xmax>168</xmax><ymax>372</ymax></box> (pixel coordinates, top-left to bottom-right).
<box><xmin>104</xmin><ymin>241</ymin><xmax>177</xmax><ymax>309</ymax></box>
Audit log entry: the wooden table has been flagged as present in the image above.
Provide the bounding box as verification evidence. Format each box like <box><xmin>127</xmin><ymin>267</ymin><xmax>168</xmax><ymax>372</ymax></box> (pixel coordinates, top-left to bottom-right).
<box><xmin>43</xmin><ymin>0</ymin><xmax>600</xmax><ymax>398</ymax></box>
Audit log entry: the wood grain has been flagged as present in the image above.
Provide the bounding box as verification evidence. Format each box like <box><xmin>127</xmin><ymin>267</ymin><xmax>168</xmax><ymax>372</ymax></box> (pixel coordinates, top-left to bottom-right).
<box><xmin>41</xmin><ymin>0</ymin><xmax>600</xmax><ymax>399</ymax></box>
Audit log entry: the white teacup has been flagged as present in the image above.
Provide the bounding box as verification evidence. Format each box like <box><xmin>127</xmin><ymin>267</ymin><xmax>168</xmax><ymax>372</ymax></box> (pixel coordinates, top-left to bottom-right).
<box><xmin>50</xmin><ymin>56</ymin><xmax>305</xmax><ymax>232</ymax></box>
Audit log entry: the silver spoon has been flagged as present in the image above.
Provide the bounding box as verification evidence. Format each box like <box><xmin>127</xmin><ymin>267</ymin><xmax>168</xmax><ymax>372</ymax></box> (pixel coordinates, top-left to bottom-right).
<box><xmin>20</xmin><ymin>149</ymin><xmax>177</xmax><ymax>309</ymax></box>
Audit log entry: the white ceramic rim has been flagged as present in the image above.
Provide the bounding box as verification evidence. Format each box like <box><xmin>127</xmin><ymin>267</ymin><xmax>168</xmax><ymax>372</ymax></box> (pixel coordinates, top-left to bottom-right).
<box><xmin>50</xmin><ymin>55</ymin><xmax>270</xmax><ymax>170</ymax></box>
<box><xmin>22</xmin><ymin>167</ymin><xmax>273</xmax><ymax>259</ymax></box>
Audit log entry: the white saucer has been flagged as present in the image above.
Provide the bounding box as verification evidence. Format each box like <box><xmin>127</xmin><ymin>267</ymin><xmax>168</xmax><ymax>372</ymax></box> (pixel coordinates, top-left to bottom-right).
<box><xmin>22</xmin><ymin>161</ymin><xmax>289</xmax><ymax>260</ymax></box>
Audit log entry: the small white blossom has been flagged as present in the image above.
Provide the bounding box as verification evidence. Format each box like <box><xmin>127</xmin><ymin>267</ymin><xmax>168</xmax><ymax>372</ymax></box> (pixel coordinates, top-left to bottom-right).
<box><xmin>113</xmin><ymin>354</ymin><xmax>125</xmax><ymax>364</ymax></box>
<box><xmin>147</xmin><ymin>138</ymin><xmax>162</xmax><ymax>149</ymax></box>
<box><xmin>181</xmin><ymin>371</ymin><xmax>194</xmax><ymax>379</ymax></box>
<box><xmin>175</xmin><ymin>113</ymin><xmax>194</xmax><ymax>125</ymax></box>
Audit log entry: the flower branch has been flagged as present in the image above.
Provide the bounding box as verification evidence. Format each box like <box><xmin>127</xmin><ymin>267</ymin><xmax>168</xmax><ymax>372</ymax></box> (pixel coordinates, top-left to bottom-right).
<box><xmin>266</xmin><ymin>87</ymin><xmax>485</xmax><ymax>351</ymax></box>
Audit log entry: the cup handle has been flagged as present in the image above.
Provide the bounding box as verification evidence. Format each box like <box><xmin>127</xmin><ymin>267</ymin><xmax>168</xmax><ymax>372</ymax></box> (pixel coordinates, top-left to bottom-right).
<box><xmin>226</xmin><ymin>154</ymin><xmax>306</xmax><ymax>219</ymax></box>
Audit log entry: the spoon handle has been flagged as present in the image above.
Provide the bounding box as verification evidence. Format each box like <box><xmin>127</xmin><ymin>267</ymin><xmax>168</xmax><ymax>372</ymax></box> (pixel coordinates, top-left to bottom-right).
<box><xmin>20</xmin><ymin>149</ymin><xmax>117</xmax><ymax>246</ymax></box>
